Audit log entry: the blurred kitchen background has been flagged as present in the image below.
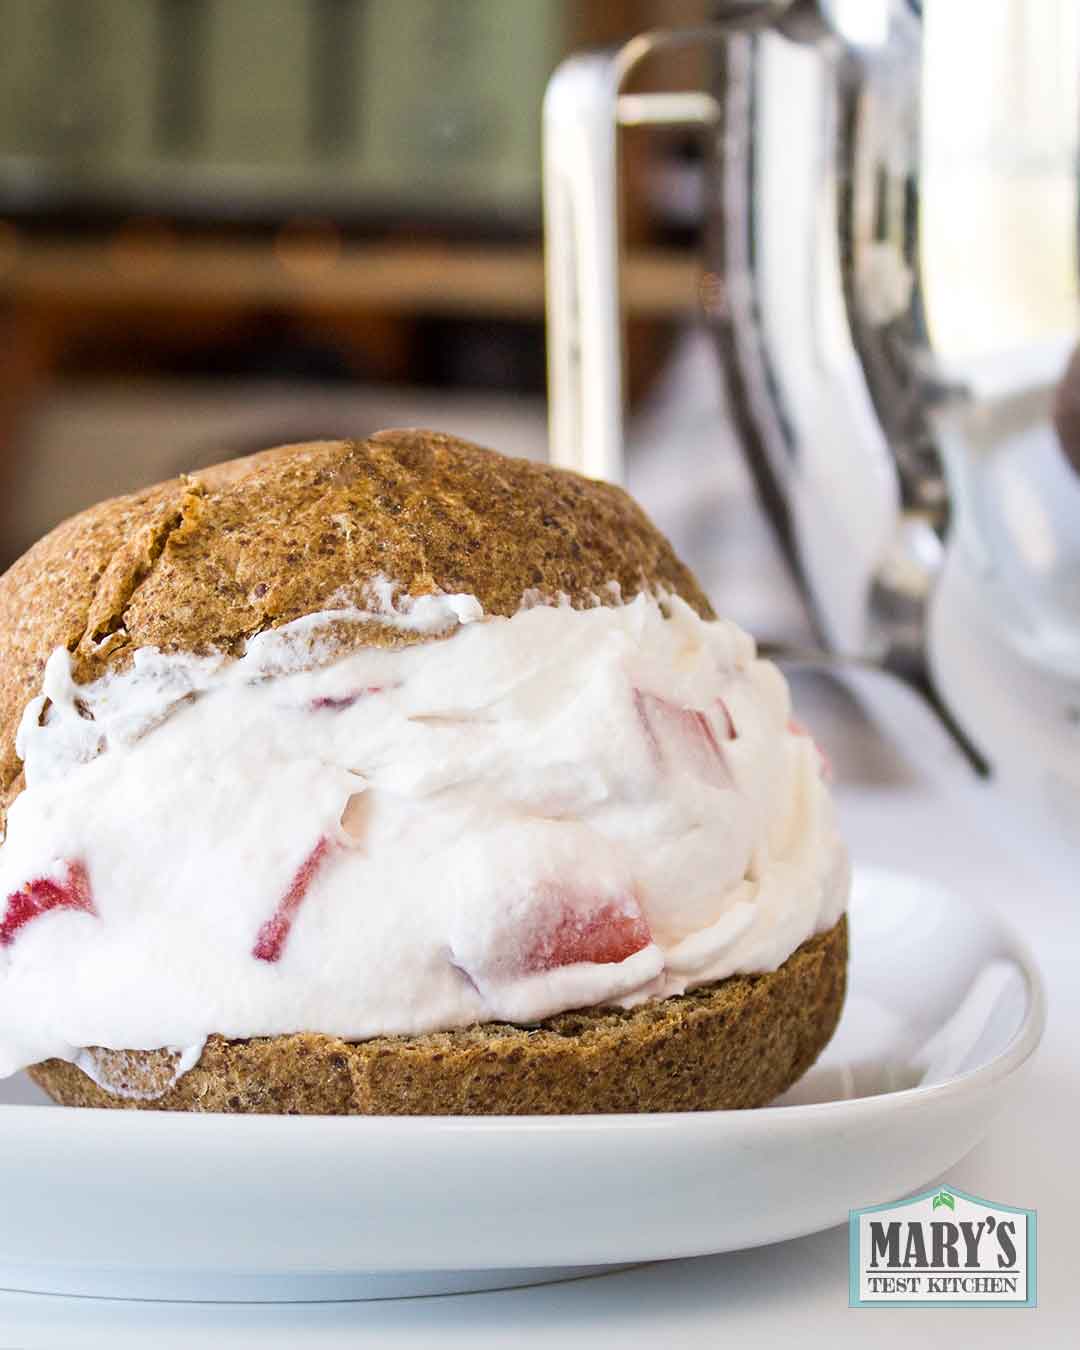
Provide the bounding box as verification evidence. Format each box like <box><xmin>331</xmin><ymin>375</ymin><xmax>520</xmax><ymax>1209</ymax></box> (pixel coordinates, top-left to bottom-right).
<box><xmin>0</xmin><ymin>0</ymin><xmax>715</xmax><ymax>572</ymax></box>
<box><xmin>0</xmin><ymin>0</ymin><xmax>1077</xmax><ymax>654</ymax></box>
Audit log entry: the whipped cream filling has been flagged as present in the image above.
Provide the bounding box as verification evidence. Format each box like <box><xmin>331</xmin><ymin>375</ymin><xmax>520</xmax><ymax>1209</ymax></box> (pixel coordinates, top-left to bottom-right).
<box><xmin>0</xmin><ymin>587</ymin><xmax>848</xmax><ymax>1082</ymax></box>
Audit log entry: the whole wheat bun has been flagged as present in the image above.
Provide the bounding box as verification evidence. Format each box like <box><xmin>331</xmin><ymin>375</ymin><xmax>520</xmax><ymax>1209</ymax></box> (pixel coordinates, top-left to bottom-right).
<box><xmin>1</xmin><ymin>431</ymin><xmax>846</xmax><ymax>1113</ymax></box>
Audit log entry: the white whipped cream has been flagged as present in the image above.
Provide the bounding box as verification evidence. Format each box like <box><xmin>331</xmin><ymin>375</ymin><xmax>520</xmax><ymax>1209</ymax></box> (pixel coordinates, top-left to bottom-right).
<box><xmin>0</xmin><ymin>588</ymin><xmax>848</xmax><ymax>1082</ymax></box>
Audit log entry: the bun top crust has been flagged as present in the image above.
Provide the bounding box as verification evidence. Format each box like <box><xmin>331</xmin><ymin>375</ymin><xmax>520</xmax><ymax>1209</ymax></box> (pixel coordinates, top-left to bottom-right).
<box><xmin>0</xmin><ymin>429</ymin><xmax>712</xmax><ymax>827</ymax></box>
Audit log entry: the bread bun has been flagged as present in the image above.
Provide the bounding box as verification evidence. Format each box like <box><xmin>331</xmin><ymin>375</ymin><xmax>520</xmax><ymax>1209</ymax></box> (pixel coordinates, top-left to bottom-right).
<box><xmin>1</xmin><ymin>432</ymin><xmax>845</xmax><ymax>1114</ymax></box>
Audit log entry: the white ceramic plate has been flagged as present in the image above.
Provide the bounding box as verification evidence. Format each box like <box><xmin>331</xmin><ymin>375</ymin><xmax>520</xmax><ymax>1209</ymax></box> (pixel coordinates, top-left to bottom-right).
<box><xmin>0</xmin><ymin>866</ymin><xmax>1044</xmax><ymax>1303</ymax></box>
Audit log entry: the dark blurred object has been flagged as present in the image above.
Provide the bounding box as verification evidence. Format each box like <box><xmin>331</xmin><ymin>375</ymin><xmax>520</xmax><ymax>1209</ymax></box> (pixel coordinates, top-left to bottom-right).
<box><xmin>645</xmin><ymin>132</ymin><xmax>706</xmax><ymax>249</ymax></box>
<box><xmin>1053</xmin><ymin>342</ymin><xmax>1080</xmax><ymax>478</ymax></box>
<box><xmin>169</xmin><ymin>313</ymin><xmax>361</xmax><ymax>382</ymax></box>
<box><xmin>416</xmin><ymin>318</ymin><xmax>546</xmax><ymax>392</ymax></box>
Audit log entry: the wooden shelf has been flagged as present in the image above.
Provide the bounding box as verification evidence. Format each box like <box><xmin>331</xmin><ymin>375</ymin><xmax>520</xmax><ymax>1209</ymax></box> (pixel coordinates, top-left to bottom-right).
<box><xmin>0</xmin><ymin>237</ymin><xmax>701</xmax><ymax>320</ymax></box>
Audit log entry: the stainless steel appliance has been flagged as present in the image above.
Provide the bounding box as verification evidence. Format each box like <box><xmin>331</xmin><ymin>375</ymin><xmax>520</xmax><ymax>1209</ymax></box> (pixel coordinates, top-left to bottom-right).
<box><xmin>543</xmin><ymin>0</ymin><xmax>1080</xmax><ymax>826</ymax></box>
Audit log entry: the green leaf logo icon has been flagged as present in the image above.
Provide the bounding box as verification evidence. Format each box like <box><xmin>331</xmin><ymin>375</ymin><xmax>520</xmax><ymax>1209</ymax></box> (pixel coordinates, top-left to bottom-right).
<box><xmin>932</xmin><ymin>1191</ymin><xmax>955</xmax><ymax>1212</ymax></box>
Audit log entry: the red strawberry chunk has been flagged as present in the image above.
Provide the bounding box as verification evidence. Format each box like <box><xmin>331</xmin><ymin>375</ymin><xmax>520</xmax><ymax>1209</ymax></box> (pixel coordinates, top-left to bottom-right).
<box><xmin>521</xmin><ymin>891</ymin><xmax>652</xmax><ymax>972</ymax></box>
<box><xmin>1</xmin><ymin>861</ymin><xmax>97</xmax><ymax>949</ymax></box>
<box><xmin>448</xmin><ymin>877</ymin><xmax>657</xmax><ymax>1013</ymax></box>
<box><xmin>310</xmin><ymin>686</ymin><xmax>384</xmax><ymax>712</ymax></box>
<box><xmin>252</xmin><ymin>836</ymin><xmax>334</xmax><ymax>963</ymax></box>
<box><xmin>634</xmin><ymin>689</ymin><xmax>732</xmax><ymax>788</ymax></box>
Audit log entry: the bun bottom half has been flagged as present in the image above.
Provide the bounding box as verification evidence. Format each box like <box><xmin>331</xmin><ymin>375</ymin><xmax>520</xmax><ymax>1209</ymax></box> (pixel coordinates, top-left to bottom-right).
<box><xmin>29</xmin><ymin>917</ymin><xmax>846</xmax><ymax>1115</ymax></box>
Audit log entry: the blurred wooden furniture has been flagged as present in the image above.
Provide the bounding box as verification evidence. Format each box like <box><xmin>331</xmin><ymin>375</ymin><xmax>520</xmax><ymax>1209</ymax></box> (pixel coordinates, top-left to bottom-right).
<box><xmin>0</xmin><ymin>233</ymin><xmax>701</xmax><ymax>476</ymax></box>
<box><xmin>0</xmin><ymin>235</ymin><xmax>697</xmax><ymax>318</ymax></box>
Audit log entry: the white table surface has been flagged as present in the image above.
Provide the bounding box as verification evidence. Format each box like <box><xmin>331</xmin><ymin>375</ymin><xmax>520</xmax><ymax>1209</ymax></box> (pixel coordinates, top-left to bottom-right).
<box><xmin>1</xmin><ymin>346</ymin><xmax>1075</xmax><ymax>1345</ymax></box>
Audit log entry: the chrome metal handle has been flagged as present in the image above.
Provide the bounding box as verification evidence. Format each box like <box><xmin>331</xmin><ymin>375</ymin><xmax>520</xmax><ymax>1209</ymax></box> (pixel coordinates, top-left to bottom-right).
<box><xmin>542</xmin><ymin>6</ymin><xmax>791</xmax><ymax>483</ymax></box>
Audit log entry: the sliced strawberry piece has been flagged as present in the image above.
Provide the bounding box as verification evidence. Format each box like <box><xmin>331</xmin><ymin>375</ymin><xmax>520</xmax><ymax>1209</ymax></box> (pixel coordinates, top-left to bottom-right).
<box><xmin>634</xmin><ymin>689</ymin><xmax>732</xmax><ymax>788</ymax></box>
<box><xmin>310</xmin><ymin>686</ymin><xmax>384</xmax><ymax>711</ymax></box>
<box><xmin>448</xmin><ymin>871</ymin><xmax>660</xmax><ymax>1021</ymax></box>
<box><xmin>450</xmin><ymin>882</ymin><xmax>653</xmax><ymax>992</ymax></box>
<box><xmin>252</xmin><ymin>836</ymin><xmax>334</xmax><ymax>963</ymax></box>
<box><xmin>1</xmin><ymin>861</ymin><xmax>97</xmax><ymax>949</ymax></box>
<box><xmin>520</xmin><ymin>888</ymin><xmax>652</xmax><ymax>972</ymax></box>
